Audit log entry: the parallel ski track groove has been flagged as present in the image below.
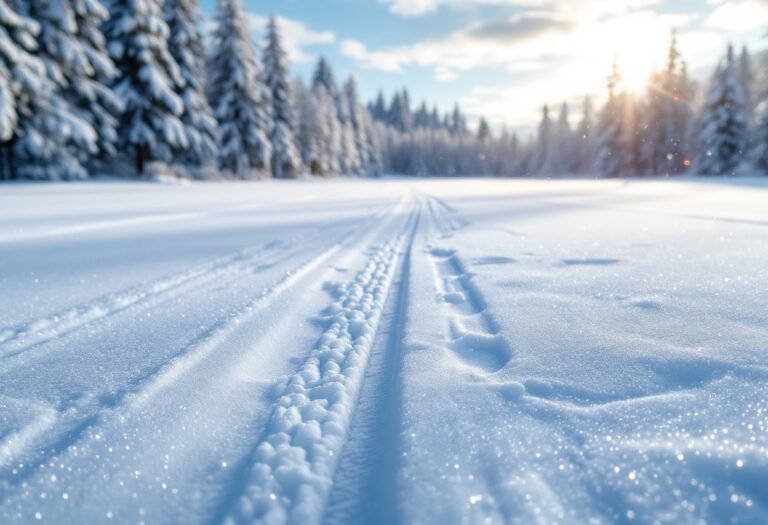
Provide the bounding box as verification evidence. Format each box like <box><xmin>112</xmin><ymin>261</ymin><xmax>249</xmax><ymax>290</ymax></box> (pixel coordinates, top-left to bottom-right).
<box><xmin>320</xmin><ymin>196</ymin><xmax>421</xmax><ymax>525</ymax></box>
<box><xmin>219</xmin><ymin>197</ymin><xmax>419</xmax><ymax>525</ymax></box>
<box><xmin>0</xmin><ymin>205</ymin><xmax>390</xmax><ymax>361</ymax></box>
<box><xmin>0</xmin><ymin>201</ymin><xmax>397</xmax><ymax>478</ymax></box>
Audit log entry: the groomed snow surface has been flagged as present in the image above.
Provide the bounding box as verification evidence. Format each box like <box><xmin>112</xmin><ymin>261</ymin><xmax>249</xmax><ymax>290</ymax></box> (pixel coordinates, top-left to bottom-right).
<box><xmin>0</xmin><ymin>178</ymin><xmax>767</xmax><ymax>525</ymax></box>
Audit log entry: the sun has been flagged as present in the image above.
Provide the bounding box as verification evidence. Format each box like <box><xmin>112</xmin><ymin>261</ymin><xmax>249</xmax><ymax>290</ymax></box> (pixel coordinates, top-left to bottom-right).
<box><xmin>575</xmin><ymin>12</ymin><xmax>673</xmax><ymax>94</ymax></box>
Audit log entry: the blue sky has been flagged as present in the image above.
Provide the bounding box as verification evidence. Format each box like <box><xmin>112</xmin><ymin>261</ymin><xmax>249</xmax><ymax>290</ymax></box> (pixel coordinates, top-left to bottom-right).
<box><xmin>199</xmin><ymin>0</ymin><xmax>768</xmax><ymax>131</ymax></box>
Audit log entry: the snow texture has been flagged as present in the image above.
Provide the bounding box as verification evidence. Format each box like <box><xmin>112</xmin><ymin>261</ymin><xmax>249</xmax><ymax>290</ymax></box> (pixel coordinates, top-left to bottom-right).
<box><xmin>0</xmin><ymin>178</ymin><xmax>767</xmax><ymax>525</ymax></box>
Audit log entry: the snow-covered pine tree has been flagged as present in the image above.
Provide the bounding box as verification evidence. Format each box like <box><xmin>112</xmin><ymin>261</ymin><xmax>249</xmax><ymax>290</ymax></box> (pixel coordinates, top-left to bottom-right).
<box><xmin>166</xmin><ymin>0</ymin><xmax>218</xmax><ymax>168</ymax></box>
<box><xmin>208</xmin><ymin>0</ymin><xmax>272</xmax><ymax>178</ymax></box>
<box><xmin>370</xmin><ymin>91</ymin><xmax>386</xmax><ymax>122</ymax></box>
<box><xmin>739</xmin><ymin>46</ymin><xmax>753</xmax><ymax>115</ymax></box>
<box><xmin>295</xmin><ymin>80</ymin><xmax>325</xmax><ymax>175</ymax></box>
<box><xmin>449</xmin><ymin>104</ymin><xmax>466</xmax><ymax>137</ymax></box>
<box><xmin>389</xmin><ymin>91</ymin><xmax>414</xmax><ymax>133</ymax></box>
<box><xmin>264</xmin><ymin>15</ymin><xmax>301</xmax><ymax>178</ymax></box>
<box><xmin>695</xmin><ymin>44</ymin><xmax>748</xmax><ymax>176</ymax></box>
<box><xmin>477</xmin><ymin>118</ymin><xmax>491</xmax><ymax>143</ymax></box>
<box><xmin>344</xmin><ymin>76</ymin><xmax>374</xmax><ymax>176</ymax></box>
<box><xmin>550</xmin><ymin>102</ymin><xmax>575</xmax><ymax>175</ymax></box>
<box><xmin>28</xmin><ymin>0</ymin><xmax>122</xmax><ymax>169</ymax></box>
<box><xmin>575</xmin><ymin>96</ymin><xmax>595</xmax><ymax>174</ymax></box>
<box><xmin>0</xmin><ymin>0</ymin><xmax>49</xmax><ymax>179</ymax></box>
<box><xmin>475</xmin><ymin>117</ymin><xmax>492</xmax><ymax>175</ymax></box>
<box><xmin>312</xmin><ymin>57</ymin><xmax>338</xmax><ymax>99</ymax></box>
<box><xmin>752</xmin><ymin>101</ymin><xmax>768</xmax><ymax>174</ymax></box>
<box><xmin>103</xmin><ymin>0</ymin><xmax>187</xmax><ymax>174</ymax></box>
<box><xmin>531</xmin><ymin>104</ymin><xmax>553</xmax><ymax>176</ymax></box>
<box><xmin>311</xmin><ymin>57</ymin><xmax>342</xmax><ymax>175</ymax></box>
<box><xmin>315</xmin><ymin>84</ymin><xmax>342</xmax><ymax>176</ymax></box>
<box><xmin>8</xmin><ymin>0</ymin><xmax>106</xmax><ymax>180</ymax></box>
<box><xmin>641</xmin><ymin>31</ymin><xmax>694</xmax><ymax>175</ymax></box>
<box><xmin>337</xmin><ymin>92</ymin><xmax>361</xmax><ymax>175</ymax></box>
<box><xmin>361</xmin><ymin>109</ymin><xmax>384</xmax><ymax>177</ymax></box>
<box><xmin>594</xmin><ymin>61</ymin><xmax>636</xmax><ymax>178</ymax></box>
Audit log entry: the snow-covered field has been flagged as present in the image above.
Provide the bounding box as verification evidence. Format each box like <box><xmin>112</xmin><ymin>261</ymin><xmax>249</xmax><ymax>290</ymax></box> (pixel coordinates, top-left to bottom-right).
<box><xmin>1</xmin><ymin>178</ymin><xmax>767</xmax><ymax>525</ymax></box>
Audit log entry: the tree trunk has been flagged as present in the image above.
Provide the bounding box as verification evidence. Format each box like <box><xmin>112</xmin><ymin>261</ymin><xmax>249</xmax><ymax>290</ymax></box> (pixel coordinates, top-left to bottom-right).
<box><xmin>136</xmin><ymin>146</ymin><xmax>145</xmax><ymax>175</ymax></box>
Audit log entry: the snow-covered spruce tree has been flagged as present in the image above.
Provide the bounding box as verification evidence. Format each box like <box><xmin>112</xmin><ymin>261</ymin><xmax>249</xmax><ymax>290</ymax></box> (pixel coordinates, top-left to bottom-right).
<box><xmin>317</xmin><ymin>84</ymin><xmax>342</xmax><ymax>176</ymax></box>
<box><xmin>311</xmin><ymin>58</ymin><xmax>342</xmax><ymax>176</ymax></box>
<box><xmin>103</xmin><ymin>0</ymin><xmax>187</xmax><ymax>175</ymax></box>
<box><xmin>344</xmin><ymin>76</ymin><xmax>377</xmax><ymax>176</ymax></box>
<box><xmin>389</xmin><ymin>91</ymin><xmax>414</xmax><ymax>133</ymax></box>
<box><xmin>739</xmin><ymin>46</ymin><xmax>753</xmax><ymax>115</ymax></box>
<box><xmin>549</xmin><ymin>102</ymin><xmax>575</xmax><ymax>176</ymax></box>
<box><xmin>695</xmin><ymin>44</ymin><xmax>748</xmax><ymax>176</ymax></box>
<box><xmin>361</xmin><ymin>109</ymin><xmax>384</xmax><ymax>177</ymax></box>
<box><xmin>594</xmin><ymin>62</ymin><xmax>638</xmax><ymax>178</ymax></box>
<box><xmin>295</xmin><ymin>81</ymin><xmax>325</xmax><ymax>175</ymax></box>
<box><xmin>530</xmin><ymin>104</ymin><xmax>553</xmax><ymax>176</ymax></box>
<box><xmin>752</xmin><ymin>101</ymin><xmax>768</xmax><ymax>174</ymax></box>
<box><xmin>641</xmin><ymin>31</ymin><xmax>695</xmax><ymax>175</ymax></box>
<box><xmin>166</xmin><ymin>0</ymin><xmax>218</xmax><ymax>169</ymax></box>
<box><xmin>207</xmin><ymin>0</ymin><xmax>272</xmax><ymax>178</ymax></box>
<box><xmin>337</xmin><ymin>93</ymin><xmax>361</xmax><ymax>175</ymax></box>
<box><xmin>27</xmin><ymin>0</ymin><xmax>122</xmax><ymax>169</ymax></box>
<box><xmin>0</xmin><ymin>1</ymin><xmax>45</xmax><ymax>179</ymax></box>
<box><xmin>264</xmin><ymin>15</ymin><xmax>301</xmax><ymax>178</ymax></box>
<box><xmin>575</xmin><ymin>96</ymin><xmax>595</xmax><ymax>174</ymax></box>
<box><xmin>6</xmin><ymin>0</ymin><xmax>104</xmax><ymax>180</ymax></box>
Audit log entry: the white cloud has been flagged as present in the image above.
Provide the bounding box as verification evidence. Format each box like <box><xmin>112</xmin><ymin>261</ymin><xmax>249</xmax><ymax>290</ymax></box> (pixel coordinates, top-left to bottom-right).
<box><xmin>341</xmin><ymin>13</ymin><xmax>572</xmax><ymax>77</ymax></box>
<box><xmin>704</xmin><ymin>0</ymin><xmax>768</xmax><ymax>31</ymax></box>
<box><xmin>247</xmin><ymin>15</ymin><xmax>335</xmax><ymax>63</ymax></box>
<box><xmin>378</xmin><ymin>0</ymin><xmax>662</xmax><ymax>18</ymax></box>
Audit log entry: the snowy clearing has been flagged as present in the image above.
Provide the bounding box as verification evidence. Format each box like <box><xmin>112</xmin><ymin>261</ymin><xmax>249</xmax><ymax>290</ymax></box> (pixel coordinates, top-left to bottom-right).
<box><xmin>1</xmin><ymin>178</ymin><xmax>767</xmax><ymax>525</ymax></box>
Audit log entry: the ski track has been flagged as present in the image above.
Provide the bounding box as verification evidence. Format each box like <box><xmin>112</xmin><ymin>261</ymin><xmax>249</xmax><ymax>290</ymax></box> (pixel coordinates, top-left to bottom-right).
<box><xmin>0</xmin><ymin>207</ymin><xmax>388</xmax><ymax>360</ymax></box>
<box><xmin>0</xmin><ymin>200</ymin><xmax>313</xmax><ymax>244</ymax></box>
<box><xmin>321</xmin><ymin>203</ymin><xmax>420</xmax><ymax>525</ymax></box>
<box><xmin>0</xmin><ymin>201</ymin><xmax>396</xmax><ymax>477</ymax></box>
<box><xmin>220</xmin><ymin>203</ymin><xmax>418</xmax><ymax>525</ymax></box>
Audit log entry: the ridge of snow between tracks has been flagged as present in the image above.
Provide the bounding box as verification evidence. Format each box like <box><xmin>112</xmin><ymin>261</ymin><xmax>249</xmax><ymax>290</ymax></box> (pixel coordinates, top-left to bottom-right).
<box><xmin>224</xmin><ymin>233</ymin><xmax>407</xmax><ymax>525</ymax></box>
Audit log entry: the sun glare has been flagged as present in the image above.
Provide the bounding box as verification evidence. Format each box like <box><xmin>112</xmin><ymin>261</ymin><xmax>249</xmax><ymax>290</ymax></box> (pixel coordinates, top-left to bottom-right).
<box><xmin>575</xmin><ymin>12</ymin><xmax>673</xmax><ymax>95</ymax></box>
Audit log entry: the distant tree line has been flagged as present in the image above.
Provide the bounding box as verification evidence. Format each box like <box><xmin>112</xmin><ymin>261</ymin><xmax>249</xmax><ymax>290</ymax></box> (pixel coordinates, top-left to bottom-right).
<box><xmin>0</xmin><ymin>0</ymin><xmax>765</xmax><ymax>180</ymax></box>
<box><xmin>372</xmin><ymin>32</ymin><xmax>768</xmax><ymax>178</ymax></box>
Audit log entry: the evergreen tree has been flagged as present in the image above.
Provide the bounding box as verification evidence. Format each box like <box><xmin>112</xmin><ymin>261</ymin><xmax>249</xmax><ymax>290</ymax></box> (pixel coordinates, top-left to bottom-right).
<box><xmin>264</xmin><ymin>15</ymin><xmax>301</xmax><ymax>178</ymax></box>
<box><xmin>738</xmin><ymin>46</ymin><xmax>753</xmax><ymax>114</ymax></box>
<box><xmin>344</xmin><ymin>76</ymin><xmax>374</xmax><ymax>176</ymax></box>
<box><xmin>751</xmin><ymin>102</ymin><xmax>768</xmax><ymax>174</ymax></box>
<box><xmin>337</xmin><ymin>92</ymin><xmax>361</xmax><ymax>175</ymax></box>
<box><xmin>0</xmin><ymin>0</ymin><xmax>49</xmax><ymax>179</ymax></box>
<box><xmin>449</xmin><ymin>104</ymin><xmax>466</xmax><ymax>137</ymax></box>
<box><xmin>575</xmin><ymin>96</ymin><xmax>595</xmax><ymax>174</ymax></box>
<box><xmin>389</xmin><ymin>91</ymin><xmax>414</xmax><ymax>133</ymax></box>
<box><xmin>103</xmin><ymin>0</ymin><xmax>187</xmax><ymax>174</ymax></box>
<box><xmin>595</xmin><ymin>61</ymin><xmax>637</xmax><ymax>177</ymax></box>
<box><xmin>166</xmin><ymin>0</ymin><xmax>218</xmax><ymax>168</ymax></box>
<box><xmin>312</xmin><ymin>57</ymin><xmax>338</xmax><ymax>98</ymax></box>
<box><xmin>362</xmin><ymin>109</ymin><xmax>384</xmax><ymax>177</ymax></box>
<box><xmin>370</xmin><ymin>91</ymin><xmax>386</xmax><ymax>122</ymax></box>
<box><xmin>477</xmin><ymin>118</ymin><xmax>491</xmax><ymax>143</ymax></box>
<box><xmin>295</xmin><ymin>81</ymin><xmax>325</xmax><ymax>175</ymax></box>
<box><xmin>550</xmin><ymin>102</ymin><xmax>575</xmax><ymax>175</ymax></box>
<box><xmin>531</xmin><ymin>104</ymin><xmax>554</xmax><ymax>176</ymax></box>
<box><xmin>9</xmin><ymin>0</ymin><xmax>109</xmax><ymax>180</ymax></box>
<box><xmin>311</xmin><ymin>58</ymin><xmax>342</xmax><ymax>175</ymax></box>
<box><xmin>696</xmin><ymin>44</ymin><xmax>748</xmax><ymax>176</ymax></box>
<box><xmin>29</xmin><ymin>0</ymin><xmax>122</xmax><ymax>167</ymax></box>
<box><xmin>208</xmin><ymin>0</ymin><xmax>272</xmax><ymax>177</ymax></box>
<box><xmin>642</xmin><ymin>31</ymin><xmax>695</xmax><ymax>175</ymax></box>
<box><xmin>315</xmin><ymin>84</ymin><xmax>342</xmax><ymax>176</ymax></box>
